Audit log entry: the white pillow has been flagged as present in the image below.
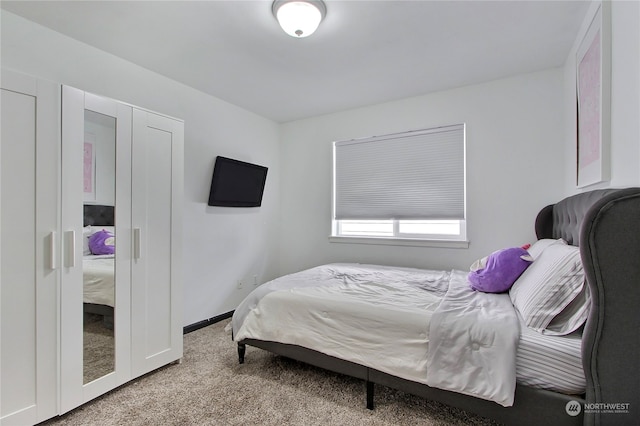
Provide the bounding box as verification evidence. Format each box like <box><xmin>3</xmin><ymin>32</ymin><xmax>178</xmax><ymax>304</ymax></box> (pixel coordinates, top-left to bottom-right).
<box><xmin>543</xmin><ymin>283</ymin><xmax>591</xmax><ymax>335</ymax></box>
<box><xmin>82</xmin><ymin>226</ymin><xmax>93</xmax><ymax>255</ymax></box>
<box><xmin>509</xmin><ymin>243</ymin><xmax>585</xmax><ymax>333</ymax></box>
<box><xmin>527</xmin><ymin>238</ymin><xmax>566</xmax><ymax>259</ymax></box>
<box><xmin>469</xmin><ymin>240</ymin><xmax>548</xmax><ymax>271</ymax></box>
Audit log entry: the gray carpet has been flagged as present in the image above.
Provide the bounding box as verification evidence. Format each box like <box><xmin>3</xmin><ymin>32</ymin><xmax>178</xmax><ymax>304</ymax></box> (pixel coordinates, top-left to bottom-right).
<box><xmin>42</xmin><ymin>319</ymin><xmax>499</xmax><ymax>425</ymax></box>
<box><xmin>83</xmin><ymin>315</ymin><xmax>115</xmax><ymax>384</ymax></box>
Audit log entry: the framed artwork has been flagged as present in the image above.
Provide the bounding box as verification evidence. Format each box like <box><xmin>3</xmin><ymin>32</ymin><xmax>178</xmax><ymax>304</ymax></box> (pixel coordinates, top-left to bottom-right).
<box><xmin>576</xmin><ymin>1</ymin><xmax>611</xmax><ymax>188</ymax></box>
<box><xmin>83</xmin><ymin>134</ymin><xmax>96</xmax><ymax>202</ymax></box>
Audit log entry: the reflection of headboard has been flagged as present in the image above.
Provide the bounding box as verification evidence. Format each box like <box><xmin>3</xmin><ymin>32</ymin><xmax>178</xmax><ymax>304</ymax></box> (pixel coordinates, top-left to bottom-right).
<box><xmin>83</xmin><ymin>205</ymin><xmax>115</xmax><ymax>227</ymax></box>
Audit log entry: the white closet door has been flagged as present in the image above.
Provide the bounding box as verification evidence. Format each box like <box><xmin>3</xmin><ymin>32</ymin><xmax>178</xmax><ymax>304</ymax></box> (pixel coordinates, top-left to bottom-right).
<box><xmin>131</xmin><ymin>109</ymin><xmax>183</xmax><ymax>377</ymax></box>
<box><xmin>1</xmin><ymin>72</ymin><xmax>59</xmax><ymax>425</ymax></box>
<box><xmin>60</xmin><ymin>86</ymin><xmax>133</xmax><ymax>413</ymax></box>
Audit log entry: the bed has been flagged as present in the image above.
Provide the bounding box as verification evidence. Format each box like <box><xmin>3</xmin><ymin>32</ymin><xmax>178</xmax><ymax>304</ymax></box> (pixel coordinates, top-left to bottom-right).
<box><xmin>83</xmin><ymin>204</ymin><xmax>115</xmax><ymax>328</ymax></box>
<box><xmin>232</xmin><ymin>188</ymin><xmax>640</xmax><ymax>425</ymax></box>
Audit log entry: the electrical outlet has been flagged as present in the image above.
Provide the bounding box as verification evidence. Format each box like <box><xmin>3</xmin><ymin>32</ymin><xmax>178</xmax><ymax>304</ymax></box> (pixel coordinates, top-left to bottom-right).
<box><xmin>237</xmin><ymin>280</ymin><xmax>243</xmax><ymax>289</ymax></box>
<box><xmin>253</xmin><ymin>275</ymin><xmax>258</xmax><ymax>286</ymax></box>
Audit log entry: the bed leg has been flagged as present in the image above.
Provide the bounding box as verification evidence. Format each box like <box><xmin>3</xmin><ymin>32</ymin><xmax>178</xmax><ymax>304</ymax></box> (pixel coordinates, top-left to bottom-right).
<box><xmin>238</xmin><ymin>343</ymin><xmax>246</xmax><ymax>364</ymax></box>
<box><xmin>366</xmin><ymin>380</ymin><xmax>374</xmax><ymax>410</ymax></box>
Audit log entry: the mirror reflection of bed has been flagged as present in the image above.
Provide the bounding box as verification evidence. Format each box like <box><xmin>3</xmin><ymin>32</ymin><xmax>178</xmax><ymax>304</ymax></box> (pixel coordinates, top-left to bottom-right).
<box><xmin>83</xmin><ymin>204</ymin><xmax>115</xmax><ymax>384</ymax></box>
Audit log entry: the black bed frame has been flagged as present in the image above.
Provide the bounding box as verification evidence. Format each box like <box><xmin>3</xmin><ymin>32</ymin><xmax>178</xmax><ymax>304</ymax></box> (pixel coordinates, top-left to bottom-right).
<box><xmin>237</xmin><ymin>188</ymin><xmax>640</xmax><ymax>426</ymax></box>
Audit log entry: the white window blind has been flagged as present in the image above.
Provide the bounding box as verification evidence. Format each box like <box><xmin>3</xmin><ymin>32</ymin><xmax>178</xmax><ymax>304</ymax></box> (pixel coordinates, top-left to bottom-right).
<box><xmin>333</xmin><ymin>124</ymin><xmax>465</xmax><ymax>220</ymax></box>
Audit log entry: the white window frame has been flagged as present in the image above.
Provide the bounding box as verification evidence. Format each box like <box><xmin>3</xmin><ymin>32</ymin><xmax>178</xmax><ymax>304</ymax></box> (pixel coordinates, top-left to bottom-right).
<box><xmin>330</xmin><ymin>219</ymin><xmax>468</xmax><ymax>248</ymax></box>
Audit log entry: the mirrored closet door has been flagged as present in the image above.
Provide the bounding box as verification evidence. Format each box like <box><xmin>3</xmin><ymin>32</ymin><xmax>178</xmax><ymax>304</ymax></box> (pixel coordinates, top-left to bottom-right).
<box><xmin>60</xmin><ymin>86</ymin><xmax>133</xmax><ymax>412</ymax></box>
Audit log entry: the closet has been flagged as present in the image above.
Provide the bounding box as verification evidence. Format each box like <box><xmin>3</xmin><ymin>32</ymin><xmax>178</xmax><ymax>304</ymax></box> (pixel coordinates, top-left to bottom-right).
<box><xmin>1</xmin><ymin>69</ymin><xmax>59</xmax><ymax>426</ymax></box>
<box><xmin>1</xmin><ymin>71</ymin><xmax>183</xmax><ymax>424</ymax></box>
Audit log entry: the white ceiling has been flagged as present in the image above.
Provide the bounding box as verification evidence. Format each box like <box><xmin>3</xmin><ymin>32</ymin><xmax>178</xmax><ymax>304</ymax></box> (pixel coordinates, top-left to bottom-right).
<box><xmin>2</xmin><ymin>0</ymin><xmax>590</xmax><ymax>123</ymax></box>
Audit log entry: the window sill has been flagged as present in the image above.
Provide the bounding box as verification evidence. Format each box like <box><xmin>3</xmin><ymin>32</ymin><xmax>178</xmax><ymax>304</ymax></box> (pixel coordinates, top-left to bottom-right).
<box><xmin>328</xmin><ymin>235</ymin><xmax>469</xmax><ymax>249</ymax></box>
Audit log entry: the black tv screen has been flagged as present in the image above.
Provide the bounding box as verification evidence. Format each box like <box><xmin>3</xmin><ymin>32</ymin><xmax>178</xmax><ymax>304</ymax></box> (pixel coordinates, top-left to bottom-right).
<box><xmin>208</xmin><ymin>156</ymin><xmax>268</xmax><ymax>207</ymax></box>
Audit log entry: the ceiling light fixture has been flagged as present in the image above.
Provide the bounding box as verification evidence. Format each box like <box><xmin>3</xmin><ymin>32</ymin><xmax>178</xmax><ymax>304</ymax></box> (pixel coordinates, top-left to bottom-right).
<box><xmin>272</xmin><ymin>0</ymin><xmax>326</xmax><ymax>38</ymax></box>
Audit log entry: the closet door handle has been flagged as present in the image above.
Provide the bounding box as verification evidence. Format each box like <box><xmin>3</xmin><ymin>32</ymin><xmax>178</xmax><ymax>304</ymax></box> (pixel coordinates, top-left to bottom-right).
<box><xmin>49</xmin><ymin>231</ymin><xmax>57</xmax><ymax>270</ymax></box>
<box><xmin>66</xmin><ymin>230</ymin><xmax>76</xmax><ymax>268</ymax></box>
<box><xmin>134</xmin><ymin>228</ymin><xmax>142</xmax><ymax>259</ymax></box>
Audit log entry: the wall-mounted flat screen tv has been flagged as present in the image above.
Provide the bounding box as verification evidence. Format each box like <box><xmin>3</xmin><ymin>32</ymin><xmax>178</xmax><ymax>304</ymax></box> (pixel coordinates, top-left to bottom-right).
<box><xmin>207</xmin><ymin>156</ymin><xmax>268</xmax><ymax>207</ymax></box>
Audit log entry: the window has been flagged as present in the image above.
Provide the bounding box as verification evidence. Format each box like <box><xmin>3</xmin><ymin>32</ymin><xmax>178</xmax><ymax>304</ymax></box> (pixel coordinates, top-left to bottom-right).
<box><xmin>332</xmin><ymin>124</ymin><xmax>466</xmax><ymax>245</ymax></box>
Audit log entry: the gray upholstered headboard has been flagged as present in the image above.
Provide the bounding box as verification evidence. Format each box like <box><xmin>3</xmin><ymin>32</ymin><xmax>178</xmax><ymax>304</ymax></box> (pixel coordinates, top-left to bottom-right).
<box><xmin>83</xmin><ymin>205</ymin><xmax>115</xmax><ymax>227</ymax></box>
<box><xmin>534</xmin><ymin>189</ymin><xmax>624</xmax><ymax>246</ymax></box>
<box><xmin>534</xmin><ymin>188</ymin><xmax>640</xmax><ymax>426</ymax></box>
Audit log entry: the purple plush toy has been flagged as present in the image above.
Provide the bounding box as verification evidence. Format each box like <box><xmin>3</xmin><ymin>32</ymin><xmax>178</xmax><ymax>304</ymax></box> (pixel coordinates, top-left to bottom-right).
<box><xmin>88</xmin><ymin>229</ymin><xmax>115</xmax><ymax>255</ymax></box>
<box><xmin>468</xmin><ymin>247</ymin><xmax>533</xmax><ymax>293</ymax></box>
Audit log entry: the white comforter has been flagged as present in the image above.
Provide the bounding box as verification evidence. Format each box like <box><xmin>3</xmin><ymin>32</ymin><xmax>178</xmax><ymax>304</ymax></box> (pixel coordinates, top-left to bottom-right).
<box><xmin>232</xmin><ymin>263</ymin><xmax>519</xmax><ymax>406</ymax></box>
<box><xmin>83</xmin><ymin>255</ymin><xmax>115</xmax><ymax>307</ymax></box>
<box><xmin>426</xmin><ymin>270</ymin><xmax>519</xmax><ymax>406</ymax></box>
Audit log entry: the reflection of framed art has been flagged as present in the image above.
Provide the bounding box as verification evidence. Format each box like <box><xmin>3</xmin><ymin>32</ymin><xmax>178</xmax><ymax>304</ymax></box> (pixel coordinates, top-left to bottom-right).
<box><xmin>576</xmin><ymin>1</ymin><xmax>611</xmax><ymax>188</ymax></box>
<box><xmin>84</xmin><ymin>134</ymin><xmax>96</xmax><ymax>202</ymax></box>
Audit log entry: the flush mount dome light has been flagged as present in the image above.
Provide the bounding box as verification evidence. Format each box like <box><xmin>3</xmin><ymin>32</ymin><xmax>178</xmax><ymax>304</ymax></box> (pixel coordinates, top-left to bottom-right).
<box><xmin>272</xmin><ymin>0</ymin><xmax>326</xmax><ymax>38</ymax></box>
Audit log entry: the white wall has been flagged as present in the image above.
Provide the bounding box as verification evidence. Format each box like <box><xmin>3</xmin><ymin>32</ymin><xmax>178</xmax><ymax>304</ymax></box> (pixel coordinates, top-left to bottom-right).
<box><xmin>1</xmin><ymin>11</ymin><xmax>281</xmax><ymax>326</ymax></box>
<box><xmin>563</xmin><ymin>0</ymin><xmax>640</xmax><ymax>193</ymax></box>
<box><xmin>278</xmin><ymin>0</ymin><xmax>640</xmax><ymax>278</ymax></box>
<box><xmin>4</xmin><ymin>0</ymin><xmax>638</xmax><ymax>323</ymax></box>
<box><xmin>278</xmin><ymin>69</ymin><xmax>566</xmax><ymax>274</ymax></box>
<box><xmin>85</xmin><ymin>112</ymin><xmax>116</xmax><ymax>206</ymax></box>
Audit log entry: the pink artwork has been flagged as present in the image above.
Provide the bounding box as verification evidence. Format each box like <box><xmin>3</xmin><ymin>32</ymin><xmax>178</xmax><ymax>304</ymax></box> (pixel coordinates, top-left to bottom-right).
<box><xmin>576</xmin><ymin>3</ymin><xmax>610</xmax><ymax>188</ymax></box>
<box><xmin>84</xmin><ymin>142</ymin><xmax>94</xmax><ymax>194</ymax></box>
<box><xmin>577</xmin><ymin>30</ymin><xmax>601</xmax><ymax>170</ymax></box>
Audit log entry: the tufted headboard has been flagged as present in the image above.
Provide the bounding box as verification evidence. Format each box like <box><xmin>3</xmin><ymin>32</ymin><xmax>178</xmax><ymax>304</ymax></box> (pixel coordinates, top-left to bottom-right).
<box><xmin>535</xmin><ymin>188</ymin><xmax>640</xmax><ymax>426</ymax></box>
<box><xmin>534</xmin><ymin>189</ymin><xmax>623</xmax><ymax>246</ymax></box>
